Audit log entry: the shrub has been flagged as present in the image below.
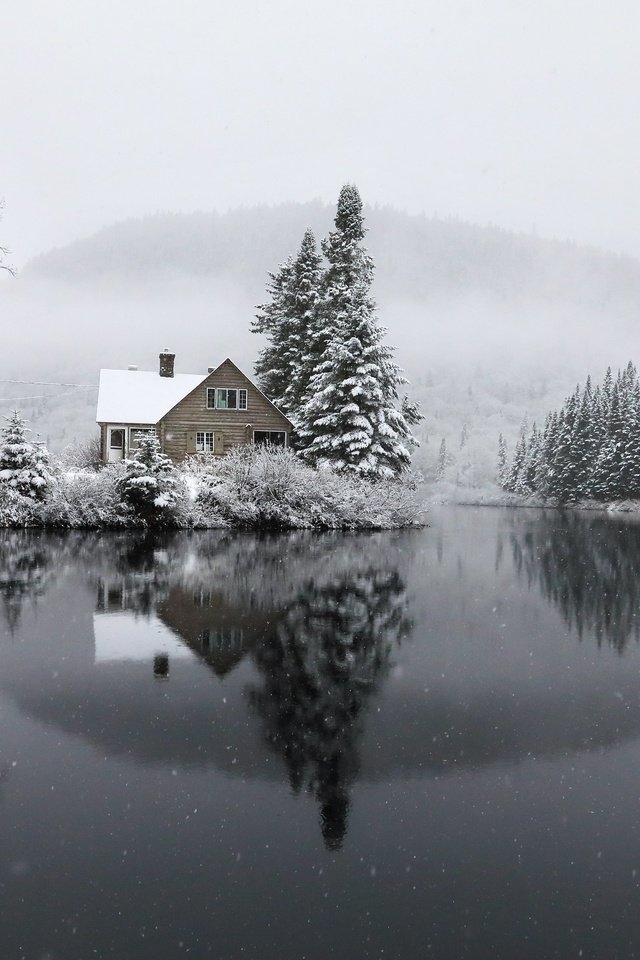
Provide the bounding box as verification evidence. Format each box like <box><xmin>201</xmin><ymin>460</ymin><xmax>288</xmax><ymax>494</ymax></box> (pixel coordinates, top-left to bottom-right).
<box><xmin>116</xmin><ymin>434</ymin><xmax>182</xmax><ymax>527</ymax></box>
<box><xmin>38</xmin><ymin>467</ymin><xmax>132</xmax><ymax>528</ymax></box>
<box><xmin>0</xmin><ymin>410</ymin><xmax>52</xmax><ymax>500</ymax></box>
<box><xmin>190</xmin><ymin>445</ymin><xmax>425</xmax><ymax>530</ymax></box>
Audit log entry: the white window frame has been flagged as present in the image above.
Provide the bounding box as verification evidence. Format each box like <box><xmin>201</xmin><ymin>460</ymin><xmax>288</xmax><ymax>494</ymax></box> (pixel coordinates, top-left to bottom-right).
<box><xmin>253</xmin><ymin>430</ymin><xmax>288</xmax><ymax>447</ymax></box>
<box><xmin>108</xmin><ymin>427</ymin><xmax>126</xmax><ymax>449</ymax></box>
<box><xmin>207</xmin><ymin>387</ymin><xmax>247</xmax><ymax>410</ymax></box>
<box><xmin>196</xmin><ymin>431</ymin><xmax>214</xmax><ymax>453</ymax></box>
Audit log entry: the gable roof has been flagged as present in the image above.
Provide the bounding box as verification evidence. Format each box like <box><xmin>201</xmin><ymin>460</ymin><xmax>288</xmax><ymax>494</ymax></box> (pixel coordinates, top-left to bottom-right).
<box><xmin>209</xmin><ymin>358</ymin><xmax>294</xmax><ymax>427</ymax></box>
<box><xmin>96</xmin><ymin>369</ymin><xmax>208</xmax><ymax>424</ymax></box>
<box><xmin>96</xmin><ymin>359</ymin><xmax>294</xmax><ymax>427</ymax></box>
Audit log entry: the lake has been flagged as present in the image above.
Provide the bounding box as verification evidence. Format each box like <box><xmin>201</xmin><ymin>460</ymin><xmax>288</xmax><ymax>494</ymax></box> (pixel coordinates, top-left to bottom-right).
<box><xmin>2</xmin><ymin>506</ymin><xmax>640</xmax><ymax>960</ymax></box>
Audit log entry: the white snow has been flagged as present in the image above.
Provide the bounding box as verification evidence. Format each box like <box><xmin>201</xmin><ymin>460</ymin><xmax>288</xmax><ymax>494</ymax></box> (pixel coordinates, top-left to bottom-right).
<box><xmin>96</xmin><ymin>368</ymin><xmax>208</xmax><ymax>425</ymax></box>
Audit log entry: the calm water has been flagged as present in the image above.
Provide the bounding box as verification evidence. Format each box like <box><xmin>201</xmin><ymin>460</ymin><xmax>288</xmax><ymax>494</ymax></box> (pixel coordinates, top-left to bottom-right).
<box><xmin>2</xmin><ymin>507</ymin><xmax>640</xmax><ymax>959</ymax></box>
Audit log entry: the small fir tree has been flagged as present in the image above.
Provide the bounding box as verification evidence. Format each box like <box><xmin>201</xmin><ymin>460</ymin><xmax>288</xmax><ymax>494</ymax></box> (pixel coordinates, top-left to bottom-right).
<box><xmin>497</xmin><ymin>433</ymin><xmax>508</xmax><ymax>488</ymax></box>
<box><xmin>436</xmin><ymin>438</ymin><xmax>449</xmax><ymax>480</ymax></box>
<box><xmin>0</xmin><ymin>410</ymin><xmax>51</xmax><ymax>500</ymax></box>
<box><xmin>117</xmin><ymin>433</ymin><xmax>180</xmax><ymax>525</ymax></box>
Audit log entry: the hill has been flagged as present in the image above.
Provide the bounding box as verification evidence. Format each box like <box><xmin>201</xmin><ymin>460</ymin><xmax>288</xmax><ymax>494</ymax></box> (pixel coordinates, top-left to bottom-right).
<box><xmin>3</xmin><ymin>202</ymin><xmax>640</xmax><ymax>486</ymax></box>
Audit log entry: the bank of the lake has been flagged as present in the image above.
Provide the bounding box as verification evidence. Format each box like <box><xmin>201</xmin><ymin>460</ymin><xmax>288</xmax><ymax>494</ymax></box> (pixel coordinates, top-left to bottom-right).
<box><xmin>0</xmin><ymin>446</ymin><xmax>426</xmax><ymax>531</ymax></box>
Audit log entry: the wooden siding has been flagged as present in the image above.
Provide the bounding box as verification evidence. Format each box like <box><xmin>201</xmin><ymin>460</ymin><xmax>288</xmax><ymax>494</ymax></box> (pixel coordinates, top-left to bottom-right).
<box><xmin>159</xmin><ymin>360</ymin><xmax>291</xmax><ymax>463</ymax></box>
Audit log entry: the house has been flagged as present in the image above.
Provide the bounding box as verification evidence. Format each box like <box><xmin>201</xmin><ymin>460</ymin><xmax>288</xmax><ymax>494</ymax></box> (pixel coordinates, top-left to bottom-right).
<box><xmin>96</xmin><ymin>351</ymin><xmax>293</xmax><ymax>464</ymax></box>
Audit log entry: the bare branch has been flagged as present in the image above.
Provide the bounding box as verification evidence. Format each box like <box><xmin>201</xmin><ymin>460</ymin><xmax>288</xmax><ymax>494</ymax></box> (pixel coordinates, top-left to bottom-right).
<box><xmin>0</xmin><ymin>200</ymin><xmax>16</xmax><ymax>276</ymax></box>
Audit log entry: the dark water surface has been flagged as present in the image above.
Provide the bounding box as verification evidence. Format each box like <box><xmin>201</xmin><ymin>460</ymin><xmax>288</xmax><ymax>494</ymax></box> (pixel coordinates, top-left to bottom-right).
<box><xmin>3</xmin><ymin>507</ymin><xmax>640</xmax><ymax>959</ymax></box>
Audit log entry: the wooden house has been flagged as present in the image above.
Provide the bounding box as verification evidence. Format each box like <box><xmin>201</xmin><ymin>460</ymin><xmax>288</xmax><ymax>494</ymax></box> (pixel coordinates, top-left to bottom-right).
<box><xmin>96</xmin><ymin>351</ymin><xmax>293</xmax><ymax>464</ymax></box>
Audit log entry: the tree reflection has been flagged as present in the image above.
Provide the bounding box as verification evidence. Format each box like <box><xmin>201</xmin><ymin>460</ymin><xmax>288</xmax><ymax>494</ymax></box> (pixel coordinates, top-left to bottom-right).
<box><xmin>248</xmin><ymin>568</ymin><xmax>410</xmax><ymax>850</ymax></box>
<box><xmin>511</xmin><ymin>511</ymin><xmax>640</xmax><ymax>651</ymax></box>
<box><xmin>96</xmin><ymin>533</ymin><xmax>173</xmax><ymax>617</ymax></box>
<box><xmin>0</xmin><ymin>531</ymin><xmax>72</xmax><ymax>633</ymax></box>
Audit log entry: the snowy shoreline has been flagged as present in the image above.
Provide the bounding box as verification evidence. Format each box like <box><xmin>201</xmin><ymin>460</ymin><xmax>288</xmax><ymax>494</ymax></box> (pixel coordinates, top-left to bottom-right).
<box><xmin>426</xmin><ymin>485</ymin><xmax>640</xmax><ymax>514</ymax></box>
<box><xmin>0</xmin><ymin>446</ymin><xmax>427</xmax><ymax>532</ymax></box>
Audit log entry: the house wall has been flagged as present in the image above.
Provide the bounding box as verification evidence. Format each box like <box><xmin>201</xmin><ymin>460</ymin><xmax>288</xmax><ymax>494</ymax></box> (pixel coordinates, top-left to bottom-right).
<box><xmin>159</xmin><ymin>360</ymin><xmax>291</xmax><ymax>463</ymax></box>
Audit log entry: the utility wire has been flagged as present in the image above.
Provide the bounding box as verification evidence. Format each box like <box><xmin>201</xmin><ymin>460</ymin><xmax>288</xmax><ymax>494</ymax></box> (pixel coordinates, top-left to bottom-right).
<box><xmin>0</xmin><ymin>379</ymin><xmax>97</xmax><ymax>387</ymax></box>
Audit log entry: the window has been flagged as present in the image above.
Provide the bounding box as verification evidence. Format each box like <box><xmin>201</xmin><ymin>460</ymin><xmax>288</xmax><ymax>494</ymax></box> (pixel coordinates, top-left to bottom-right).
<box><xmin>207</xmin><ymin>387</ymin><xmax>247</xmax><ymax>410</ymax></box>
<box><xmin>254</xmin><ymin>430</ymin><xmax>287</xmax><ymax>447</ymax></box>
<box><xmin>196</xmin><ymin>431</ymin><xmax>214</xmax><ymax>453</ymax></box>
<box><xmin>109</xmin><ymin>429</ymin><xmax>125</xmax><ymax>449</ymax></box>
<box><xmin>129</xmin><ymin>428</ymin><xmax>155</xmax><ymax>449</ymax></box>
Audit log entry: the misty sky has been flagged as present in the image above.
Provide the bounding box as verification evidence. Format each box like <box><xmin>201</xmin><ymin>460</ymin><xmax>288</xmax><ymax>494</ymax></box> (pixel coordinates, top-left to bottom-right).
<box><xmin>2</xmin><ymin>0</ymin><xmax>640</xmax><ymax>266</ymax></box>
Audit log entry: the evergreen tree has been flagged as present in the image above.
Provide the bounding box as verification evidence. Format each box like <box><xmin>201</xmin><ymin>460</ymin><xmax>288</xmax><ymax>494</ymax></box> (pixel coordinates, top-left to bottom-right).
<box><xmin>0</xmin><ymin>410</ymin><xmax>51</xmax><ymax>500</ymax></box>
<box><xmin>436</xmin><ymin>438</ymin><xmax>449</xmax><ymax>480</ymax></box>
<box><xmin>253</xmin><ymin>229</ymin><xmax>323</xmax><ymax>418</ymax></box>
<box><xmin>497</xmin><ymin>433</ymin><xmax>508</xmax><ymax>488</ymax></box>
<box><xmin>252</xmin><ymin>254</ymin><xmax>294</xmax><ymax>406</ymax></box>
<box><xmin>297</xmin><ymin>185</ymin><xmax>421</xmax><ymax>477</ymax></box>
<box><xmin>521</xmin><ymin>423</ymin><xmax>542</xmax><ymax>494</ymax></box>
<box><xmin>117</xmin><ymin>434</ymin><xmax>180</xmax><ymax>526</ymax></box>
<box><xmin>508</xmin><ymin>433</ymin><xmax>528</xmax><ymax>494</ymax></box>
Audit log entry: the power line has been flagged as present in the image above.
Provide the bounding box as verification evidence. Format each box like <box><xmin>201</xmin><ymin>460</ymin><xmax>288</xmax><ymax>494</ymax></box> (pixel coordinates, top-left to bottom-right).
<box><xmin>0</xmin><ymin>379</ymin><xmax>97</xmax><ymax>388</ymax></box>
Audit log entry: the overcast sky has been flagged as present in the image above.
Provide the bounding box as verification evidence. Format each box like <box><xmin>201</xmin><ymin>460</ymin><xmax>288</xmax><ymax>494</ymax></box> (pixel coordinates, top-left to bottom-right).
<box><xmin>2</xmin><ymin>0</ymin><xmax>640</xmax><ymax>266</ymax></box>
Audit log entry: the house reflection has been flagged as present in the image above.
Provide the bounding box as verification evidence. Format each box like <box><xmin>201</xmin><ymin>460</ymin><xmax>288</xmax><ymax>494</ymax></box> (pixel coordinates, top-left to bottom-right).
<box><xmin>91</xmin><ymin>540</ymin><xmax>412</xmax><ymax>850</ymax></box>
<box><xmin>94</xmin><ymin>575</ymin><xmax>266</xmax><ymax>679</ymax></box>
<box><xmin>157</xmin><ymin>586</ymin><xmax>263</xmax><ymax>678</ymax></box>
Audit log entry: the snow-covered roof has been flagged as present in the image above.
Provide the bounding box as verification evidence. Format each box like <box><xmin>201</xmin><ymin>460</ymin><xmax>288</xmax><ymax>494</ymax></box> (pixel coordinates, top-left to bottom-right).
<box><xmin>96</xmin><ymin>369</ymin><xmax>208</xmax><ymax>424</ymax></box>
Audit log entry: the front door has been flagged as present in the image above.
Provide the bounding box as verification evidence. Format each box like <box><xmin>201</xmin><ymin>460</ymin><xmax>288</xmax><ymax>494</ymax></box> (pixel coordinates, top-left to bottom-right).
<box><xmin>108</xmin><ymin>428</ymin><xmax>126</xmax><ymax>462</ymax></box>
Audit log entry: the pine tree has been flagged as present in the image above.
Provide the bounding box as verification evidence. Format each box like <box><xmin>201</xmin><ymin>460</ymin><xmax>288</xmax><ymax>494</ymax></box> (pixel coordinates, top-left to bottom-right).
<box><xmin>0</xmin><ymin>410</ymin><xmax>51</xmax><ymax>500</ymax></box>
<box><xmin>252</xmin><ymin>254</ymin><xmax>295</xmax><ymax>407</ymax></box>
<box><xmin>507</xmin><ymin>433</ymin><xmax>527</xmax><ymax>493</ymax></box>
<box><xmin>253</xmin><ymin>229</ymin><xmax>323</xmax><ymax>417</ymax></box>
<box><xmin>497</xmin><ymin>433</ymin><xmax>508</xmax><ymax>488</ymax></box>
<box><xmin>436</xmin><ymin>438</ymin><xmax>449</xmax><ymax>480</ymax></box>
<box><xmin>297</xmin><ymin>185</ymin><xmax>421</xmax><ymax>477</ymax></box>
<box><xmin>117</xmin><ymin>434</ymin><xmax>180</xmax><ymax>525</ymax></box>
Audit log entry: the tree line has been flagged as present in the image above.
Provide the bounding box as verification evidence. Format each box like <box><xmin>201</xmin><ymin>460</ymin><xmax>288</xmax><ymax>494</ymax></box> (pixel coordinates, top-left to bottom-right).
<box><xmin>252</xmin><ymin>184</ymin><xmax>421</xmax><ymax>479</ymax></box>
<box><xmin>500</xmin><ymin>361</ymin><xmax>640</xmax><ymax>502</ymax></box>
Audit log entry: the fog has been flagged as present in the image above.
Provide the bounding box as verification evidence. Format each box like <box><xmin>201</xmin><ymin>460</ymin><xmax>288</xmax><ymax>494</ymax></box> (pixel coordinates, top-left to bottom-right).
<box><xmin>2</xmin><ymin>2</ymin><xmax>640</xmax><ymax>479</ymax></box>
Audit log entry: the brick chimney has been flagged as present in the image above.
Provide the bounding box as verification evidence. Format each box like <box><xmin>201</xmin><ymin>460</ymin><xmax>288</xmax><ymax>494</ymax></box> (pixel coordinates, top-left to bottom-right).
<box><xmin>159</xmin><ymin>349</ymin><xmax>175</xmax><ymax>378</ymax></box>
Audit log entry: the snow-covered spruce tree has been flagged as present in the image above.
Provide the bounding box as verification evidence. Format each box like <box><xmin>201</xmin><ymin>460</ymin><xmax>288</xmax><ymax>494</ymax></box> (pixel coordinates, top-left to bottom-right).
<box><xmin>436</xmin><ymin>438</ymin><xmax>449</xmax><ymax>480</ymax></box>
<box><xmin>116</xmin><ymin>433</ymin><xmax>180</xmax><ymax>526</ymax></box>
<box><xmin>0</xmin><ymin>410</ymin><xmax>51</xmax><ymax>500</ymax></box>
<box><xmin>297</xmin><ymin>185</ymin><xmax>421</xmax><ymax>477</ymax></box>
<box><xmin>497</xmin><ymin>434</ymin><xmax>508</xmax><ymax>488</ymax></box>
<box><xmin>253</xmin><ymin>229</ymin><xmax>323</xmax><ymax>417</ymax></box>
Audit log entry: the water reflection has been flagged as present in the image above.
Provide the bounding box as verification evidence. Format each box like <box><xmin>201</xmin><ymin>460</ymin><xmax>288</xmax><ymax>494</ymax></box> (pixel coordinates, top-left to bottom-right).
<box><xmin>248</xmin><ymin>569</ymin><xmax>409</xmax><ymax>848</ymax></box>
<box><xmin>0</xmin><ymin>529</ymin><xmax>412</xmax><ymax>847</ymax></box>
<box><xmin>510</xmin><ymin>510</ymin><xmax>640</xmax><ymax>651</ymax></box>
<box><xmin>90</xmin><ymin>533</ymin><xmax>411</xmax><ymax>846</ymax></box>
<box><xmin>0</xmin><ymin>531</ymin><xmax>61</xmax><ymax>633</ymax></box>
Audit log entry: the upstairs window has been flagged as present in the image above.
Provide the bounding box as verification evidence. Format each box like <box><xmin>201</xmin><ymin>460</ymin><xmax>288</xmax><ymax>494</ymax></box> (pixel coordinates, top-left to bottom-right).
<box><xmin>207</xmin><ymin>387</ymin><xmax>247</xmax><ymax>410</ymax></box>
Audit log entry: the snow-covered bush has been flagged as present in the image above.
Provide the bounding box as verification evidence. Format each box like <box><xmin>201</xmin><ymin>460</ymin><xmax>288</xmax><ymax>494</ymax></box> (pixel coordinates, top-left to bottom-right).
<box><xmin>0</xmin><ymin>410</ymin><xmax>52</xmax><ymax>500</ymax></box>
<box><xmin>116</xmin><ymin>434</ymin><xmax>183</xmax><ymax>527</ymax></box>
<box><xmin>0</xmin><ymin>486</ymin><xmax>36</xmax><ymax>527</ymax></box>
<box><xmin>0</xmin><ymin>441</ymin><xmax>424</xmax><ymax>530</ymax></box>
<box><xmin>59</xmin><ymin>434</ymin><xmax>102</xmax><ymax>471</ymax></box>
<box><xmin>190</xmin><ymin>445</ymin><xmax>425</xmax><ymax>530</ymax></box>
<box><xmin>38</xmin><ymin>466</ymin><xmax>132</xmax><ymax>528</ymax></box>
